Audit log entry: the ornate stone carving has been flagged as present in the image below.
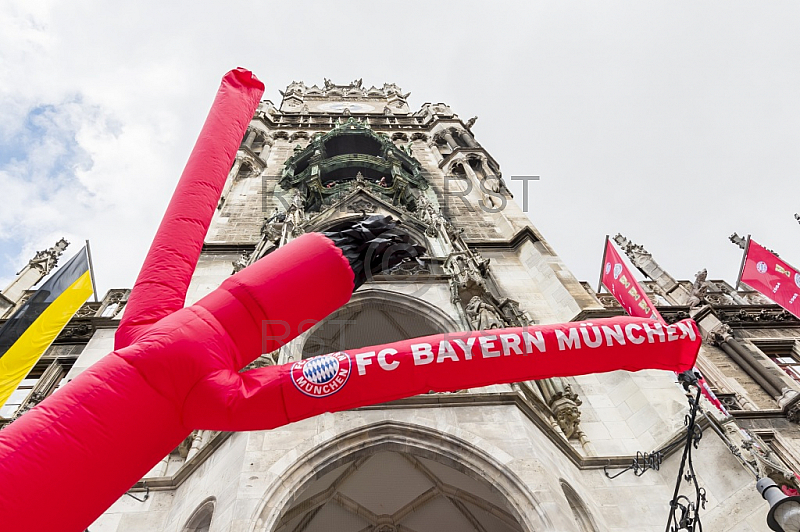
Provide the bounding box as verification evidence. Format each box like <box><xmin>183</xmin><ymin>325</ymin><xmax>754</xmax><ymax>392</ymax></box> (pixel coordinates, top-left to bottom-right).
<box><xmin>786</xmin><ymin>402</ymin><xmax>800</xmax><ymax>423</ymax></box>
<box><xmin>465</xmin><ymin>296</ymin><xmax>505</xmax><ymax>330</ymax></box>
<box><xmin>717</xmin><ymin>308</ymin><xmax>797</xmax><ymax>325</ymax></box>
<box><xmin>613</xmin><ymin>234</ymin><xmax>651</xmax><ymax>271</ymax></box>
<box><xmin>554</xmin><ymin>400</ymin><xmax>583</xmax><ymax>439</ymax></box>
<box><xmin>385</xmin><ymin>259</ymin><xmax>429</xmax><ymax>276</ymax></box>
<box><xmin>465</xmin><ymin>116</ymin><xmax>477</xmax><ymax>130</ymax></box>
<box><xmin>597</xmin><ymin>294</ymin><xmax>622</xmax><ymax>308</ymax></box>
<box><xmin>687</xmin><ymin>269</ymin><xmax>709</xmax><ymax>309</ymax></box>
<box><xmin>58</xmin><ymin>323</ymin><xmax>93</xmax><ymax>341</ymax></box>
<box><xmin>729</xmin><ymin>232</ymin><xmax>747</xmax><ymax>249</ymax></box>
<box><xmin>663</xmin><ymin>310</ymin><xmax>690</xmax><ymax>324</ymax></box>
<box><xmin>231</xmin><ymin>252</ymin><xmax>251</xmax><ymax>274</ymax></box>
<box><xmin>74</xmin><ymin>303</ymin><xmax>99</xmax><ymax>318</ymax></box>
<box><xmin>346</xmin><ymin>198</ymin><xmax>377</xmax><ymax>213</ymax></box>
<box><xmin>536</xmin><ymin>378</ymin><xmax>585</xmax><ymax>440</ymax></box>
<box><xmin>709</xmin><ymin>323</ymin><xmax>734</xmax><ymax>346</ymax></box>
<box><xmin>25</xmin><ymin>238</ymin><xmax>69</xmax><ymax>276</ymax></box>
<box><xmin>731</xmin><ymin>427</ymin><xmax>800</xmax><ymax>491</ymax></box>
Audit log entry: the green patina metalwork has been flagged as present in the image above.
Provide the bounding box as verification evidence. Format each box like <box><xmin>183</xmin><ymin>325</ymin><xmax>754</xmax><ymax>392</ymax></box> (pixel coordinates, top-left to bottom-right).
<box><xmin>280</xmin><ymin>117</ymin><xmax>428</xmax><ymax>213</ymax></box>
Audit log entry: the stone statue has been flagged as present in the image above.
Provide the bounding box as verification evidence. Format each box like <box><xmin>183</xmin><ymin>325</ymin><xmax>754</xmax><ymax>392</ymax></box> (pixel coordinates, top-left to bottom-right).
<box><xmin>465</xmin><ymin>116</ymin><xmax>478</xmax><ymax>130</ymax></box>
<box><xmin>415</xmin><ymin>194</ymin><xmax>435</xmax><ymax>224</ymax></box>
<box><xmin>687</xmin><ymin>269</ymin><xmax>709</xmax><ymax>309</ymax></box>
<box><xmin>287</xmin><ymin>189</ymin><xmax>306</xmax><ymax>229</ymax></box>
<box><xmin>729</xmin><ymin>232</ymin><xmax>747</xmax><ymax>250</ymax></box>
<box><xmin>383</xmin><ymin>105</ymin><xmax>393</xmax><ymax>116</ymax></box>
<box><xmin>465</xmin><ymin>296</ymin><xmax>505</xmax><ymax>330</ymax></box>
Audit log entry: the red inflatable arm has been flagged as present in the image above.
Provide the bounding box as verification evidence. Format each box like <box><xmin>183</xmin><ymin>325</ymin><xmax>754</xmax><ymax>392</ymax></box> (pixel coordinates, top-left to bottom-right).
<box><xmin>182</xmin><ymin>316</ymin><xmax>700</xmax><ymax>431</ymax></box>
<box><xmin>0</xmin><ymin>233</ymin><xmax>355</xmax><ymax>532</ymax></box>
<box><xmin>0</xmin><ymin>69</ymin><xmax>702</xmax><ymax>532</ymax></box>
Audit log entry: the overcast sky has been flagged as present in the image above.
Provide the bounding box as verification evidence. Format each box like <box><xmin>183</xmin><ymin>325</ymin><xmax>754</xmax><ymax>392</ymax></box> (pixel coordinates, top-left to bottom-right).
<box><xmin>1</xmin><ymin>1</ymin><xmax>798</xmax><ymax>296</ymax></box>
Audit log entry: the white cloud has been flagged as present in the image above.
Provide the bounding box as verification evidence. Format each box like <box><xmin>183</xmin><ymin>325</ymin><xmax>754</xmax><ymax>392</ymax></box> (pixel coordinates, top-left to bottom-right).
<box><xmin>1</xmin><ymin>0</ymin><xmax>799</xmax><ymax>297</ymax></box>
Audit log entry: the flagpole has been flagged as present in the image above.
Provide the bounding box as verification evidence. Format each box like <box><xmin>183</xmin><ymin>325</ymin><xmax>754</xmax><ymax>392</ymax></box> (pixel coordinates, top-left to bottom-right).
<box><xmin>734</xmin><ymin>234</ymin><xmax>751</xmax><ymax>291</ymax></box>
<box><xmin>85</xmin><ymin>240</ymin><xmax>99</xmax><ymax>303</ymax></box>
<box><xmin>597</xmin><ymin>235</ymin><xmax>609</xmax><ymax>294</ymax></box>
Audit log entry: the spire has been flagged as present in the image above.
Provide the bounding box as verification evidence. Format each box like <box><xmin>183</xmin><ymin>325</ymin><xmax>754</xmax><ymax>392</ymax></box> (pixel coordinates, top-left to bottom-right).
<box><xmin>612</xmin><ymin>234</ymin><xmax>690</xmax><ymax>305</ymax></box>
<box><xmin>0</xmin><ymin>238</ymin><xmax>70</xmax><ymax>317</ymax></box>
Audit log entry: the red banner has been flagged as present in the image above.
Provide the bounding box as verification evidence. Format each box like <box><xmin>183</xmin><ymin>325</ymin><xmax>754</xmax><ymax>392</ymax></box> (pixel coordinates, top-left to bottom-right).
<box><xmin>740</xmin><ymin>239</ymin><xmax>800</xmax><ymax>319</ymax></box>
<box><xmin>601</xmin><ymin>238</ymin><xmax>662</xmax><ymax>322</ymax></box>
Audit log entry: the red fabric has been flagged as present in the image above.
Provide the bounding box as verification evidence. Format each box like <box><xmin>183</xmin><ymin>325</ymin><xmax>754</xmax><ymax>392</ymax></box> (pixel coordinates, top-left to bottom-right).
<box><xmin>115</xmin><ymin>67</ymin><xmax>265</xmax><ymax>350</ymax></box>
<box><xmin>187</xmin><ymin>316</ymin><xmax>700</xmax><ymax>430</ymax></box>
<box><xmin>0</xmin><ymin>68</ymin><xmax>329</xmax><ymax>532</ymax></box>
<box><xmin>0</xmin><ymin>68</ymin><xmax>701</xmax><ymax>532</ymax></box>
<box><xmin>601</xmin><ymin>239</ymin><xmax>662</xmax><ymax>322</ymax></box>
<box><xmin>741</xmin><ymin>239</ymin><xmax>800</xmax><ymax>319</ymax></box>
<box><xmin>0</xmin><ymin>233</ymin><xmax>355</xmax><ymax>532</ymax></box>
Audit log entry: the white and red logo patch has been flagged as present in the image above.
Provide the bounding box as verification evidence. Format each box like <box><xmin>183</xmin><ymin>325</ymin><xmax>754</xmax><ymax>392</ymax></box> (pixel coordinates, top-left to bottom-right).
<box><xmin>757</xmin><ymin>261</ymin><xmax>768</xmax><ymax>274</ymax></box>
<box><xmin>291</xmin><ymin>352</ymin><xmax>352</xmax><ymax>398</ymax></box>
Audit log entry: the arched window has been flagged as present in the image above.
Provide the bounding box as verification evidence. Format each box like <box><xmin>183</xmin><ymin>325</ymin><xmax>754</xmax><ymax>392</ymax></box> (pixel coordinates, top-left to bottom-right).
<box><xmin>560</xmin><ymin>480</ymin><xmax>599</xmax><ymax>532</ymax></box>
<box><xmin>182</xmin><ymin>498</ymin><xmax>215</xmax><ymax>532</ymax></box>
<box><xmin>302</xmin><ymin>290</ymin><xmax>458</xmax><ymax>359</ymax></box>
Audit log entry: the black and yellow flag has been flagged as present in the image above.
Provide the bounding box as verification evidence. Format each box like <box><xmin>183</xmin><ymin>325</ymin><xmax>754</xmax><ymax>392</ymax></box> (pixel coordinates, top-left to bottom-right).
<box><xmin>0</xmin><ymin>247</ymin><xmax>94</xmax><ymax>408</ymax></box>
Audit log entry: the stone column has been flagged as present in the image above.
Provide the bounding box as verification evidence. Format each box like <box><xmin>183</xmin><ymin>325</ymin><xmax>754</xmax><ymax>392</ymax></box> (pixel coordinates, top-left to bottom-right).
<box><xmin>480</xmin><ymin>158</ymin><xmax>498</xmax><ymax>180</ymax></box>
<box><xmin>428</xmin><ymin>143</ymin><xmax>444</xmax><ymax>164</ymax></box>
<box><xmin>442</xmin><ymin>130</ymin><xmax>458</xmax><ymax>149</ymax></box>
<box><xmin>243</xmin><ymin>128</ymin><xmax>257</xmax><ymax>148</ymax></box>
<box><xmin>186</xmin><ymin>430</ymin><xmax>204</xmax><ymax>461</ymax></box>
<box><xmin>457</xmin><ymin>128</ymin><xmax>479</xmax><ymax>148</ymax></box>
<box><xmin>711</xmin><ymin>326</ymin><xmax>785</xmax><ymax>399</ymax></box>
<box><xmin>259</xmin><ymin>137</ymin><xmax>274</xmax><ymax>163</ymax></box>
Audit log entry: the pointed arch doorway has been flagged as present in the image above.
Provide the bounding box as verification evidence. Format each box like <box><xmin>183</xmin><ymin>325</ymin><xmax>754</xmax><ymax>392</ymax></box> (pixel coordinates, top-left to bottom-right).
<box><xmin>272</xmin><ymin>449</ymin><xmax>524</xmax><ymax>532</ymax></box>
<box><xmin>255</xmin><ymin>422</ymin><xmax>547</xmax><ymax>532</ymax></box>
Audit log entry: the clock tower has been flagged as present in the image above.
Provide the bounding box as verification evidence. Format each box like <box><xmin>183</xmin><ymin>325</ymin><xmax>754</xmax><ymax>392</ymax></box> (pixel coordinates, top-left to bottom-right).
<box><xmin>80</xmin><ymin>79</ymin><xmax>781</xmax><ymax>532</ymax></box>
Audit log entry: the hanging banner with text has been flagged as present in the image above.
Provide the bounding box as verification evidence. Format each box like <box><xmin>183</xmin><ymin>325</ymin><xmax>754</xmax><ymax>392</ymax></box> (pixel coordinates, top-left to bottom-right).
<box><xmin>740</xmin><ymin>239</ymin><xmax>800</xmax><ymax>319</ymax></box>
<box><xmin>601</xmin><ymin>238</ymin><xmax>662</xmax><ymax>322</ymax></box>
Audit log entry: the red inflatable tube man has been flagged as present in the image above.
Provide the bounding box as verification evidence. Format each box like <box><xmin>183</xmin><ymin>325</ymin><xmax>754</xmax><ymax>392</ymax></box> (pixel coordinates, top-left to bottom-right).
<box><xmin>0</xmin><ymin>69</ymin><xmax>701</xmax><ymax>532</ymax></box>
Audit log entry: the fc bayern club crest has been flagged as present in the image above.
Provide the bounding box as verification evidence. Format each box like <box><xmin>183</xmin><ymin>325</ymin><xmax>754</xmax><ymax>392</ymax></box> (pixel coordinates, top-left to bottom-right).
<box><xmin>291</xmin><ymin>352</ymin><xmax>352</xmax><ymax>398</ymax></box>
<box><xmin>757</xmin><ymin>261</ymin><xmax>768</xmax><ymax>274</ymax></box>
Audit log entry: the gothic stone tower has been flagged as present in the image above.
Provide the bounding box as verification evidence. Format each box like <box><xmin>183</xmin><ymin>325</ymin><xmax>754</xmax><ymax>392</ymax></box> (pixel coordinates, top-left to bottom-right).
<box><xmin>86</xmin><ymin>80</ymin><xmax>765</xmax><ymax>531</ymax></box>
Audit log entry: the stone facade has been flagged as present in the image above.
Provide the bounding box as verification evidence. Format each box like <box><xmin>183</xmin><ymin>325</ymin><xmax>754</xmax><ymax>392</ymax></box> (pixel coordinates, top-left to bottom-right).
<box><xmin>4</xmin><ymin>79</ymin><xmax>800</xmax><ymax>531</ymax></box>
